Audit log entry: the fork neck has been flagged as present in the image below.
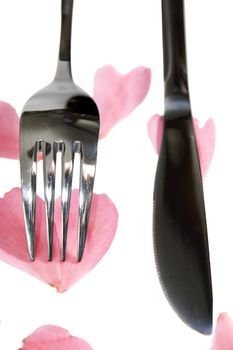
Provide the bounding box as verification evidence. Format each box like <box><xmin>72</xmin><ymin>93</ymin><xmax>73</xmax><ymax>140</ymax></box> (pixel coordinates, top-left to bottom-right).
<box><xmin>54</xmin><ymin>0</ymin><xmax>74</xmax><ymax>81</ymax></box>
<box><xmin>162</xmin><ymin>0</ymin><xmax>190</xmax><ymax>102</ymax></box>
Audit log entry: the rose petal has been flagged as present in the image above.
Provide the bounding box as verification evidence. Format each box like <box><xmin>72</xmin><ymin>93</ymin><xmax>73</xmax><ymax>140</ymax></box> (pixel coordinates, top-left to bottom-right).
<box><xmin>211</xmin><ymin>313</ymin><xmax>233</xmax><ymax>350</ymax></box>
<box><xmin>147</xmin><ymin>114</ymin><xmax>163</xmax><ymax>154</ymax></box>
<box><xmin>0</xmin><ymin>101</ymin><xmax>19</xmax><ymax>159</ymax></box>
<box><xmin>94</xmin><ymin>65</ymin><xmax>151</xmax><ymax>138</ymax></box>
<box><xmin>193</xmin><ymin>118</ymin><xmax>215</xmax><ymax>178</ymax></box>
<box><xmin>0</xmin><ymin>188</ymin><xmax>118</xmax><ymax>292</ymax></box>
<box><xmin>0</xmin><ymin>188</ymin><xmax>61</xmax><ymax>286</ymax></box>
<box><xmin>55</xmin><ymin>190</ymin><xmax>118</xmax><ymax>292</ymax></box>
<box><xmin>147</xmin><ymin>115</ymin><xmax>215</xmax><ymax>178</ymax></box>
<box><xmin>22</xmin><ymin>325</ymin><xmax>93</xmax><ymax>350</ymax></box>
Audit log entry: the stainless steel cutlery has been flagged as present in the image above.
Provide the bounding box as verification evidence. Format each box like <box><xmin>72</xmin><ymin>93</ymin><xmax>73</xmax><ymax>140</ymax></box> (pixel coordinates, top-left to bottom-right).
<box><xmin>153</xmin><ymin>0</ymin><xmax>213</xmax><ymax>334</ymax></box>
<box><xmin>20</xmin><ymin>0</ymin><xmax>100</xmax><ymax>261</ymax></box>
<box><xmin>19</xmin><ymin>0</ymin><xmax>213</xmax><ymax>335</ymax></box>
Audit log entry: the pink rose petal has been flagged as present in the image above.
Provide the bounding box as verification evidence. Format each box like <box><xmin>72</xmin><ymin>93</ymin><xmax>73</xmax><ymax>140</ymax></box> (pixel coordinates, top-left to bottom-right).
<box><xmin>211</xmin><ymin>313</ymin><xmax>233</xmax><ymax>350</ymax></box>
<box><xmin>147</xmin><ymin>114</ymin><xmax>163</xmax><ymax>155</ymax></box>
<box><xmin>22</xmin><ymin>325</ymin><xmax>93</xmax><ymax>350</ymax></box>
<box><xmin>94</xmin><ymin>65</ymin><xmax>151</xmax><ymax>138</ymax></box>
<box><xmin>147</xmin><ymin>115</ymin><xmax>215</xmax><ymax>178</ymax></box>
<box><xmin>193</xmin><ymin>118</ymin><xmax>216</xmax><ymax>178</ymax></box>
<box><xmin>55</xmin><ymin>190</ymin><xmax>118</xmax><ymax>292</ymax></box>
<box><xmin>0</xmin><ymin>101</ymin><xmax>19</xmax><ymax>159</ymax></box>
<box><xmin>0</xmin><ymin>188</ymin><xmax>118</xmax><ymax>292</ymax></box>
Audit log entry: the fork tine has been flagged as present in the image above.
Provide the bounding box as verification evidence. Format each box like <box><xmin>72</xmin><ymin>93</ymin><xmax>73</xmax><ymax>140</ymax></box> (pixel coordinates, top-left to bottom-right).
<box><xmin>61</xmin><ymin>143</ymin><xmax>75</xmax><ymax>261</ymax></box>
<box><xmin>77</xmin><ymin>149</ymin><xmax>96</xmax><ymax>262</ymax></box>
<box><xmin>42</xmin><ymin>141</ymin><xmax>58</xmax><ymax>261</ymax></box>
<box><xmin>20</xmin><ymin>140</ymin><xmax>40</xmax><ymax>261</ymax></box>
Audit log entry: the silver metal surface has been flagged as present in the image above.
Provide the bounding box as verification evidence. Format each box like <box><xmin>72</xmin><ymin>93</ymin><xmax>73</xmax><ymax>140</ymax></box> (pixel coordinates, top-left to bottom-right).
<box><xmin>20</xmin><ymin>0</ymin><xmax>100</xmax><ymax>261</ymax></box>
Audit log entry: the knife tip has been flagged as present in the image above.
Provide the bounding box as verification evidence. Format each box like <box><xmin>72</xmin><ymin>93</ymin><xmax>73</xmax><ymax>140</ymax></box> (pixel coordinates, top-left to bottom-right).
<box><xmin>190</xmin><ymin>315</ymin><xmax>212</xmax><ymax>335</ymax></box>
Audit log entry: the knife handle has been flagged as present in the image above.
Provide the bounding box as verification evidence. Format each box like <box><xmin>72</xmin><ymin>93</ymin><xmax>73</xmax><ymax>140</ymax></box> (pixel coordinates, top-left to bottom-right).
<box><xmin>162</xmin><ymin>0</ymin><xmax>189</xmax><ymax>98</ymax></box>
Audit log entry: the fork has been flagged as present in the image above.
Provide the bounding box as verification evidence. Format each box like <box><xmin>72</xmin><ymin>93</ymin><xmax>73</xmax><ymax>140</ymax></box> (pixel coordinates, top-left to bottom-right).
<box><xmin>20</xmin><ymin>0</ymin><xmax>100</xmax><ymax>262</ymax></box>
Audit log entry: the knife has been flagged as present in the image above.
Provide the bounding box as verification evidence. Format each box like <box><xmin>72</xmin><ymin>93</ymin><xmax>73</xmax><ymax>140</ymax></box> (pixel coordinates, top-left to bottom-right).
<box><xmin>153</xmin><ymin>0</ymin><xmax>213</xmax><ymax>334</ymax></box>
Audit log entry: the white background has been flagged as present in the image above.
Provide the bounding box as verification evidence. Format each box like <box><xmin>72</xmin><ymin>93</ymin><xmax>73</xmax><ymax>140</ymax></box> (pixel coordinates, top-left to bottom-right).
<box><xmin>0</xmin><ymin>0</ymin><xmax>232</xmax><ymax>349</ymax></box>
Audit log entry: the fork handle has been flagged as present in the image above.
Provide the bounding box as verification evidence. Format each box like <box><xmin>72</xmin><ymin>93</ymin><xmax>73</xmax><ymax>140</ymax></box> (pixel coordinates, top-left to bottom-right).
<box><xmin>59</xmin><ymin>0</ymin><xmax>73</xmax><ymax>61</ymax></box>
<box><xmin>162</xmin><ymin>0</ymin><xmax>189</xmax><ymax>98</ymax></box>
